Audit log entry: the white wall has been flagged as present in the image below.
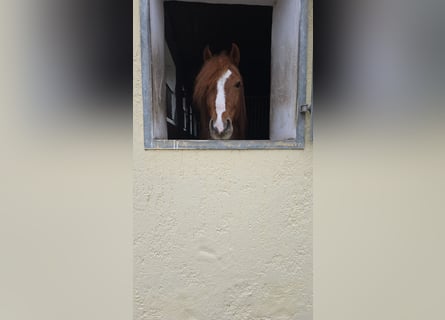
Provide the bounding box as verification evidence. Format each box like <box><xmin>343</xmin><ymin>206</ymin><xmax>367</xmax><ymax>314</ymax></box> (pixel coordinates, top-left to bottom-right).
<box><xmin>136</xmin><ymin>1</ymin><xmax>312</xmax><ymax>319</ymax></box>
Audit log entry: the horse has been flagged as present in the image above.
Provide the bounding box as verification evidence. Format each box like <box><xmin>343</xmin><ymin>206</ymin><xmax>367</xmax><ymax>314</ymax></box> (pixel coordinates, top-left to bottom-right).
<box><xmin>193</xmin><ymin>43</ymin><xmax>247</xmax><ymax>140</ymax></box>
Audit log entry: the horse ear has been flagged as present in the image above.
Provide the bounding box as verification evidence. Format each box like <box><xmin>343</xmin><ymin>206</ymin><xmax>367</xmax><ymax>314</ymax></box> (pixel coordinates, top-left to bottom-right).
<box><xmin>229</xmin><ymin>43</ymin><xmax>240</xmax><ymax>66</ymax></box>
<box><xmin>203</xmin><ymin>45</ymin><xmax>212</xmax><ymax>61</ymax></box>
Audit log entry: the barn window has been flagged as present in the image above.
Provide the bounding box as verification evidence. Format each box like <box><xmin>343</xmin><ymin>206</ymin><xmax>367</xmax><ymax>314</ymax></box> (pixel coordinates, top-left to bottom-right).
<box><xmin>140</xmin><ymin>0</ymin><xmax>312</xmax><ymax>149</ymax></box>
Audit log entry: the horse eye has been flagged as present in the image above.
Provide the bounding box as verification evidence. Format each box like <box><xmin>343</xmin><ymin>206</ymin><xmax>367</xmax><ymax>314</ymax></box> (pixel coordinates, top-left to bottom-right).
<box><xmin>235</xmin><ymin>81</ymin><xmax>241</xmax><ymax>88</ymax></box>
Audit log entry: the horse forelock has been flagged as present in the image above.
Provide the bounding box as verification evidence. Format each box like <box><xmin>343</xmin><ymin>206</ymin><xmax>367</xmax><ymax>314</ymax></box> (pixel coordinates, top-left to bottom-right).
<box><xmin>193</xmin><ymin>54</ymin><xmax>240</xmax><ymax>111</ymax></box>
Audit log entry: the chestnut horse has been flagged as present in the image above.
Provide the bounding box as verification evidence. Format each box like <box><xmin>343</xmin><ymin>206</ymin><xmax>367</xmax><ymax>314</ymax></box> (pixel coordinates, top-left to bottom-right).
<box><xmin>193</xmin><ymin>43</ymin><xmax>247</xmax><ymax>140</ymax></box>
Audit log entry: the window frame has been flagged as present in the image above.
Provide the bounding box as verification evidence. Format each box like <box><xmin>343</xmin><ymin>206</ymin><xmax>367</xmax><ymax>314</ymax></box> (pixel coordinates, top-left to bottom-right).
<box><xmin>140</xmin><ymin>0</ymin><xmax>311</xmax><ymax>150</ymax></box>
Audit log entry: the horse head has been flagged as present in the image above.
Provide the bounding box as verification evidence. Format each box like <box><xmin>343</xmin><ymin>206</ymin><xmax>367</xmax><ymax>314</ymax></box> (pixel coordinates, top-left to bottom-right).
<box><xmin>193</xmin><ymin>43</ymin><xmax>246</xmax><ymax>140</ymax></box>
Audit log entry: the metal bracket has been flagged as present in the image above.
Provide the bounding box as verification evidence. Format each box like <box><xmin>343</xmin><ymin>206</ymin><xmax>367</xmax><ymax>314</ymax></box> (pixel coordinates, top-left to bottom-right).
<box><xmin>300</xmin><ymin>103</ymin><xmax>313</xmax><ymax>143</ymax></box>
<box><xmin>300</xmin><ymin>104</ymin><xmax>312</xmax><ymax>114</ymax></box>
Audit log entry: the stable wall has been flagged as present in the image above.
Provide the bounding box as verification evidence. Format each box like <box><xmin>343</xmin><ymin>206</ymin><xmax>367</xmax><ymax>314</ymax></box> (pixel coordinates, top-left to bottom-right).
<box><xmin>134</xmin><ymin>0</ymin><xmax>313</xmax><ymax>319</ymax></box>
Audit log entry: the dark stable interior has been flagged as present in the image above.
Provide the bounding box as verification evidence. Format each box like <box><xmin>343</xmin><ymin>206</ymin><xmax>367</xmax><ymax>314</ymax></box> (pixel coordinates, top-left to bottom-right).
<box><xmin>164</xmin><ymin>1</ymin><xmax>272</xmax><ymax>139</ymax></box>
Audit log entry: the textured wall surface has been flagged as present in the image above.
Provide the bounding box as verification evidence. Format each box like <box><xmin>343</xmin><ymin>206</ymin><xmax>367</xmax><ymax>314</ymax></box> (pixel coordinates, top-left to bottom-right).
<box><xmin>134</xmin><ymin>1</ymin><xmax>312</xmax><ymax>319</ymax></box>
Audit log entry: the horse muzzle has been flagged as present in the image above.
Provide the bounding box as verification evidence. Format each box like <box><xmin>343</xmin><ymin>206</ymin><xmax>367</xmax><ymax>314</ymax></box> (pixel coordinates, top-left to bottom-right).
<box><xmin>209</xmin><ymin>118</ymin><xmax>233</xmax><ymax>140</ymax></box>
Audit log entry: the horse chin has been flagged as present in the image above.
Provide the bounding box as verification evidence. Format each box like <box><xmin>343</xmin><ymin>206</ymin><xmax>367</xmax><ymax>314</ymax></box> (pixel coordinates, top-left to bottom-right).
<box><xmin>209</xmin><ymin>128</ymin><xmax>233</xmax><ymax>140</ymax></box>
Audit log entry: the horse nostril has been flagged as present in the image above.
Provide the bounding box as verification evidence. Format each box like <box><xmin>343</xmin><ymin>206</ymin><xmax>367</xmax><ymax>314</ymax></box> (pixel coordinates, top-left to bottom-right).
<box><xmin>224</xmin><ymin>119</ymin><xmax>232</xmax><ymax>131</ymax></box>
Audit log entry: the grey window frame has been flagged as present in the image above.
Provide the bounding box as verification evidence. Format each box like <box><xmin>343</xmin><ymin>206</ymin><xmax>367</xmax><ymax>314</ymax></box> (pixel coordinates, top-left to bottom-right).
<box><xmin>140</xmin><ymin>0</ymin><xmax>312</xmax><ymax>150</ymax></box>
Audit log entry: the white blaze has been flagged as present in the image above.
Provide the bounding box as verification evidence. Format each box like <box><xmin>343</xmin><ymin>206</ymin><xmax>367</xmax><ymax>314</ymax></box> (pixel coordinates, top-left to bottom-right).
<box><xmin>214</xmin><ymin>69</ymin><xmax>232</xmax><ymax>133</ymax></box>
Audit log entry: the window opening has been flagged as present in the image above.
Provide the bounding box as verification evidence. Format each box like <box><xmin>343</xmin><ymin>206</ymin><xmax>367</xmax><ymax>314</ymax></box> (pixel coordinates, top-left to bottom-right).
<box><xmin>164</xmin><ymin>1</ymin><xmax>272</xmax><ymax>140</ymax></box>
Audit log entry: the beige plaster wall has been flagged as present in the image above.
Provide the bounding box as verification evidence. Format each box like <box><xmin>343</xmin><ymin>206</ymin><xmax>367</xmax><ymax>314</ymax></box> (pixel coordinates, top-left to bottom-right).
<box><xmin>134</xmin><ymin>1</ymin><xmax>313</xmax><ymax>319</ymax></box>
